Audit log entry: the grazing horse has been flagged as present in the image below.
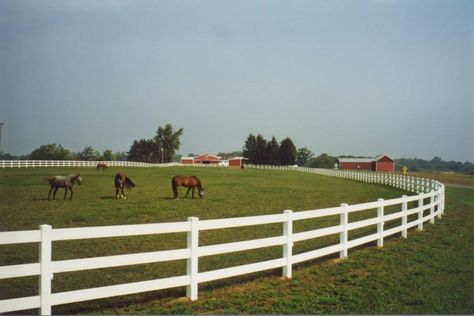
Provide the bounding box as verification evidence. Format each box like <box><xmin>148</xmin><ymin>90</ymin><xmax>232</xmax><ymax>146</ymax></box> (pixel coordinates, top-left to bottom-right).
<box><xmin>47</xmin><ymin>174</ymin><xmax>82</xmax><ymax>200</ymax></box>
<box><xmin>172</xmin><ymin>176</ymin><xmax>204</xmax><ymax>199</ymax></box>
<box><xmin>114</xmin><ymin>173</ymin><xmax>135</xmax><ymax>199</ymax></box>
<box><xmin>96</xmin><ymin>162</ymin><xmax>108</xmax><ymax>170</ymax></box>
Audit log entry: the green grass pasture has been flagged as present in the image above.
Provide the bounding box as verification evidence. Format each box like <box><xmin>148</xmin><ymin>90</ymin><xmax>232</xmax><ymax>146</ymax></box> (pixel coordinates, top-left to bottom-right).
<box><xmin>1</xmin><ymin>167</ymin><xmax>471</xmax><ymax>314</ymax></box>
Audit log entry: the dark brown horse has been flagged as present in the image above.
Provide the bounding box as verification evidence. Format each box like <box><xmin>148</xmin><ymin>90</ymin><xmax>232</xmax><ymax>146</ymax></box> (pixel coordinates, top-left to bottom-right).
<box><xmin>114</xmin><ymin>173</ymin><xmax>135</xmax><ymax>199</ymax></box>
<box><xmin>96</xmin><ymin>162</ymin><xmax>108</xmax><ymax>170</ymax></box>
<box><xmin>172</xmin><ymin>176</ymin><xmax>204</xmax><ymax>199</ymax></box>
<box><xmin>47</xmin><ymin>174</ymin><xmax>82</xmax><ymax>200</ymax></box>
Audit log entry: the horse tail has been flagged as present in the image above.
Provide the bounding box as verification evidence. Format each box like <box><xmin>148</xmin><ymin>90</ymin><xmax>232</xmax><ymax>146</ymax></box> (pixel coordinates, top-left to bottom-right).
<box><xmin>171</xmin><ymin>176</ymin><xmax>180</xmax><ymax>199</ymax></box>
<box><xmin>124</xmin><ymin>177</ymin><xmax>136</xmax><ymax>190</ymax></box>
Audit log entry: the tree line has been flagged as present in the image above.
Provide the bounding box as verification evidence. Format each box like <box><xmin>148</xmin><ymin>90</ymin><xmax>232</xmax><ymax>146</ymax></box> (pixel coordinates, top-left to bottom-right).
<box><xmin>0</xmin><ymin>144</ymin><xmax>128</xmax><ymax>161</ymax></box>
<box><xmin>0</xmin><ymin>123</ymin><xmax>184</xmax><ymax>163</ymax></box>
<box><xmin>395</xmin><ymin>156</ymin><xmax>474</xmax><ymax>174</ymax></box>
<box><xmin>242</xmin><ymin>134</ymin><xmax>316</xmax><ymax>166</ymax></box>
<box><xmin>1</xmin><ymin>124</ymin><xmax>472</xmax><ymax>174</ymax></box>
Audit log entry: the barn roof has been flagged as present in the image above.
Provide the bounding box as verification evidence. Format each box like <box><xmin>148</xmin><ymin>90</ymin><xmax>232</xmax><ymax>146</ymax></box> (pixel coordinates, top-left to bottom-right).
<box><xmin>194</xmin><ymin>154</ymin><xmax>221</xmax><ymax>160</ymax></box>
<box><xmin>338</xmin><ymin>155</ymin><xmax>393</xmax><ymax>163</ymax></box>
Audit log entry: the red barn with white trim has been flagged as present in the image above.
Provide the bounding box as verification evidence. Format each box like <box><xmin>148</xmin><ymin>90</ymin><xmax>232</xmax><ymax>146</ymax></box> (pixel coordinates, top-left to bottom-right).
<box><xmin>180</xmin><ymin>154</ymin><xmax>221</xmax><ymax>165</ymax></box>
<box><xmin>338</xmin><ymin>155</ymin><xmax>394</xmax><ymax>172</ymax></box>
<box><xmin>228</xmin><ymin>157</ymin><xmax>248</xmax><ymax>169</ymax></box>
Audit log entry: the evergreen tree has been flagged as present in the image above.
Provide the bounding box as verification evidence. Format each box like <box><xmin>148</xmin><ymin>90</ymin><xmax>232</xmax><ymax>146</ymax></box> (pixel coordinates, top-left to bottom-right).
<box><xmin>279</xmin><ymin>137</ymin><xmax>297</xmax><ymax>165</ymax></box>
<box><xmin>266</xmin><ymin>136</ymin><xmax>280</xmax><ymax>165</ymax></box>
<box><xmin>242</xmin><ymin>134</ymin><xmax>257</xmax><ymax>164</ymax></box>
<box><xmin>254</xmin><ymin>134</ymin><xmax>268</xmax><ymax>164</ymax></box>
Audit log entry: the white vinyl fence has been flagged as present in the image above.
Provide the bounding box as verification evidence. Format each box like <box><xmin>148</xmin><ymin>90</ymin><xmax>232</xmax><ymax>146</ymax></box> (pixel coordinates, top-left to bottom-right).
<box><xmin>0</xmin><ymin>166</ymin><xmax>445</xmax><ymax>315</ymax></box>
<box><xmin>0</xmin><ymin>160</ymin><xmax>179</xmax><ymax>168</ymax></box>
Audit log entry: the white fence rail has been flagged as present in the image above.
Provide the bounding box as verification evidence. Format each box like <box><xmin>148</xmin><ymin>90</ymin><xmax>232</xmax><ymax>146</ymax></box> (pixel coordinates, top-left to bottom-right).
<box><xmin>0</xmin><ymin>166</ymin><xmax>445</xmax><ymax>315</ymax></box>
<box><xmin>0</xmin><ymin>160</ymin><xmax>179</xmax><ymax>168</ymax></box>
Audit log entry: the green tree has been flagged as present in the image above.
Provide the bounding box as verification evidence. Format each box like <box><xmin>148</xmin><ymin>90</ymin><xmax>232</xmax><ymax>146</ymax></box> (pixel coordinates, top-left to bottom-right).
<box><xmin>308</xmin><ymin>153</ymin><xmax>337</xmax><ymax>168</ymax></box>
<box><xmin>0</xmin><ymin>151</ymin><xmax>15</xmax><ymax>159</ymax></box>
<box><xmin>115</xmin><ymin>151</ymin><xmax>128</xmax><ymax>161</ymax></box>
<box><xmin>266</xmin><ymin>136</ymin><xmax>280</xmax><ymax>165</ymax></box>
<box><xmin>242</xmin><ymin>134</ymin><xmax>257</xmax><ymax>164</ymax></box>
<box><xmin>30</xmin><ymin>144</ymin><xmax>72</xmax><ymax>160</ymax></box>
<box><xmin>102</xmin><ymin>149</ymin><xmax>116</xmax><ymax>161</ymax></box>
<box><xmin>77</xmin><ymin>146</ymin><xmax>101</xmax><ymax>161</ymax></box>
<box><xmin>279</xmin><ymin>137</ymin><xmax>297</xmax><ymax>165</ymax></box>
<box><xmin>296</xmin><ymin>147</ymin><xmax>314</xmax><ymax>166</ymax></box>
<box><xmin>254</xmin><ymin>134</ymin><xmax>268</xmax><ymax>164</ymax></box>
<box><xmin>127</xmin><ymin>139</ymin><xmax>160</xmax><ymax>162</ymax></box>
<box><xmin>154</xmin><ymin>123</ymin><xmax>184</xmax><ymax>163</ymax></box>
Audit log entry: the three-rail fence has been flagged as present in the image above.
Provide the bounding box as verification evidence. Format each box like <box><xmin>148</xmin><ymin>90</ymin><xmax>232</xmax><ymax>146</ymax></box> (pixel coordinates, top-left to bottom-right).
<box><xmin>0</xmin><ymin>163</ymin><xmax>445</xmax><ymax>314</ymax></box>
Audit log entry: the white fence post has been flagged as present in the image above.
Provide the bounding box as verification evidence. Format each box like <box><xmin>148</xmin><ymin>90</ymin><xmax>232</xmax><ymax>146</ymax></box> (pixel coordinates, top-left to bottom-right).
<box><xmin>418</xmin><ymin>193</ymin><xmax>424</xmax><ymax>231</ymax></box>
<box><xmin>40</xmin><ymin>224</ymin><xmax>53</xmax><ymax>315</ymax></box>
<box><xmin>430</xmin><ymin>192</ymin><xmax>435</xmax><ymax>224</ymax></box>
<box><xmin>377</xmin><ymin>198</ymin><xmax>384</xmax><ymax>247</ymax></box>
<box><xmin>283</xmin><ymin>210</ymin><xmax>293</xmax><ymax>278</ymax></box>
<box><xmin>436</xmin><ymin>186</ymin><xmax>444</xmax><ymax>218</ymax></box>
<box><xmin>187</xmin><ymin>217</ymin><xmax>199</xmax><ymax>301</ymax></box>
<box><xmin>402</xmin><ymin>195</ymin><xmax>408</xmax><ymax>238</ymax></box>
<box><xmin>340</xmin><ymin>203</ymin><xmax>348</xmax><ymax>259</ymax></box>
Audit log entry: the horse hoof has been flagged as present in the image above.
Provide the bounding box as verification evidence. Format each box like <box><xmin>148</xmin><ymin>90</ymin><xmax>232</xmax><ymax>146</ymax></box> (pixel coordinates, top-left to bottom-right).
<box><xmin>122</xmin><ymin>197</ymin><xmax>127</xmax><ymax>200</ymax></box>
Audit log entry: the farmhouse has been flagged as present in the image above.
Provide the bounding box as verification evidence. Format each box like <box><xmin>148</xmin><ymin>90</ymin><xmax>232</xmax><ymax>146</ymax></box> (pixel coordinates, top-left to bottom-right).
<box><xmin>338</xmin><ymin>155</ymin><xmax>394</xmax><ymax>172</ymax></box>
<box><xmin>180</xmin><ymin>154</ymin><xmax>221</xmax><ymax>165</ymax></box>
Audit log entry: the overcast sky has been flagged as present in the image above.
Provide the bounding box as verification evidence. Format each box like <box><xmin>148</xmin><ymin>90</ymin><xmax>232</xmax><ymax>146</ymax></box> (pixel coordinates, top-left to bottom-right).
<box><xmin>1</xmin><ymin>0</ymin><xmax>473</xmax><ymax>161</ymax></box>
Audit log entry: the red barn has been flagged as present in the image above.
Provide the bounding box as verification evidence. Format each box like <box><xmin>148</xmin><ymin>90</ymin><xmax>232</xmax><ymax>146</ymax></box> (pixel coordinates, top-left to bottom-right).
<box><xmin>228</xmin><ymin>157</ymin><xmax>248</xmax><ymax>169</ymax></box>
<box><xmin>181</xmin><ymin>154</ymin><xmax>221</xmax><ymax>165</ymax></box>
<box><xmin>180</xmin><ymin>157</ymin><xmax>195</xmax><ymax>165</ymax></box>
<box><xmin>338</xmin><ymin>155</ymin><xmax>394</xmax><ymax>172</ymax></box>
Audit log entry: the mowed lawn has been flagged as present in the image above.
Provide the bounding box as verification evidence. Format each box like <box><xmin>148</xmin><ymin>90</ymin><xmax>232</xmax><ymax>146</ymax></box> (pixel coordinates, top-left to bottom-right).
<box><xmin>0</xmin><ymin>167</ymin><xmax>472</xmax><ymax>314</ymax></box>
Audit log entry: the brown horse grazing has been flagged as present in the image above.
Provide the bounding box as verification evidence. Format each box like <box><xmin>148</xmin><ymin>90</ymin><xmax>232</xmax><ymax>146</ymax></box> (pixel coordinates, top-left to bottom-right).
<box><xmin>96</xmin><ymin>163</ymin><xmax>108</xmax><ymax>170</ymax></box>
<box><xmin>47</xmin><ymin>174</ymin><xmax>82</xmax><ymax>200</ymax></box>
<box><xmin>114</xmin><ymin>173</ymin><xmax>135</xmax><ymax>199</ymax></box>
<box><xmin>172</xmin><ymin>176</ymin><xmax>204</xmax><ymax>199</ymax></box>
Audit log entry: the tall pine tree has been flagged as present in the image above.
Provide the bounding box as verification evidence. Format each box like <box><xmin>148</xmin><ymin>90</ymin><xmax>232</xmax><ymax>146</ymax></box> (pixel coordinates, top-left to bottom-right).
<box><xmin>242</xmin><ymin>134</ymin><xmax>257</xmax><ymax>164</ymax></box>
<box><xmin>266</xmin><ymin>136</ymin><xmax>280</xmax><ymax>165</ymax></box>
<box><xmin>279</xmin><ymin>137</ymin><xmax>297</xmax><ymax>165</ymax></box>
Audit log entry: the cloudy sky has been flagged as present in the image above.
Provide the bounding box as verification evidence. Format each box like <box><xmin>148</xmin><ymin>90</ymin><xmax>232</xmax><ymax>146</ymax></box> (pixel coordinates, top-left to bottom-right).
<box><xmin>1</xmin><ymin>0</ymin><xmax>472</xmax><ymax>161</ymax></box>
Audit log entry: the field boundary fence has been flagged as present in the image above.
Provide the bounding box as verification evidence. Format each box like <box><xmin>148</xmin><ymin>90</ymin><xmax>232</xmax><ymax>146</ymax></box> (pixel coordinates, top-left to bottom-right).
<box><xmin>0</xmin><ymin>163</ymin><xmax>445</xmax><ymax>315</ymax></box>
<box><xmin>0</xmin><ymin>160</ymin><xmax>179</xmax><ymax>168</ymax></box>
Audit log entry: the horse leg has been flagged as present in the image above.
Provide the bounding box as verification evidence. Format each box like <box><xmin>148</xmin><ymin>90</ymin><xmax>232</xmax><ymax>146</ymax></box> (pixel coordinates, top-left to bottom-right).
<box><xmin>63</xmin><ymin>188</ymin><xmax>68</xmax><ymax>200</ymax></box>
<box><xmin>48</xmin><ymin>186</ymin><xmax>54</xmax><ymax>200</ymax></box>
<box><xmin>53</xmin><ymin>187</ymin><xmax>58</xmax><ymax>200</ymax></box>
<box><xmin>191</xmin><ymin>187</ymin><xmax>195</xmax><ymax>199</ymax></box>
<box><xmin>69</xmin><ymin>187</ymin><xmax>73</xmax><ymax>200</ymax></box>
<box><xmin>185</xmin><ymin>187</ymin><xmax>192</xmax><ymax>199</ymax></box>
<box><xmin>121</xmin><ymin>187</ymin><xmax>126</xmax><ymax>199</ymax></box>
